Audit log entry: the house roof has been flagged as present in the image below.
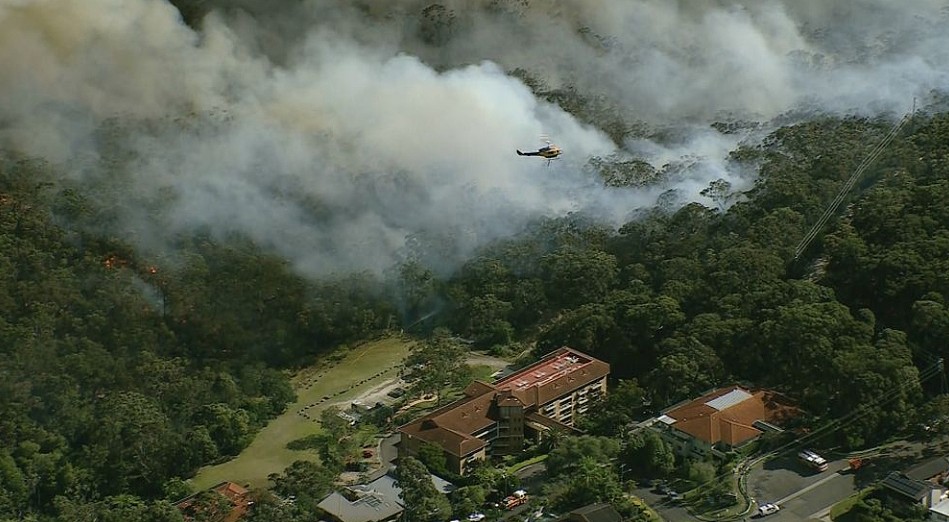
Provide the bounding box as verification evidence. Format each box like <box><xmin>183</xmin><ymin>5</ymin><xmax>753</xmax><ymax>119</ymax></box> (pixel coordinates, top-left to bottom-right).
<box><xmin>881</xmin><ymin>472</ymin><xmax>943</xmax><ymax>501</ymax></box>
<box><xmin>398</xmin><ymin>389</ymin><xmax>496</xmax><ymax>457</ymax></box>
<box><xmin>558</xmin><ymin>503</ymin><xmax>624</xmax><ymax>522</ymax></box>
<box><xmin>495</xmin><ymin>347</ymin><xmax>610</xmax><ymax>408</ymax></box>
<box><xmin>318</xmin><ymin>473</ymin><xmax>453</xmax><ymax>522</ymax></box>
<box><xmin>906</xmin><ymin>456</ymin><xmax>949</xmax><ymax>482</ymax></box>
<box><xmin>931</xmin><ymin>497</ymin><xmax>949</xmax><ymax>517</ymax></box>
<box><xmin>318</xmin><ymin>491</ymin><xmax>402</xmax><ymax>522</ymax></box>
<box><xmin>174</xmin><ymin>481</ymin><xmax>250</xmax><ymax>522</ymax></box>
<box><xmin>399</xmin><ymin>347</ymin><xmax>608</xmax><ymax>456</ymax></box>
<box><xmin>661</xmin><ymin>386</ymin><xmax>798</xmax><ymax>447</ymax></box>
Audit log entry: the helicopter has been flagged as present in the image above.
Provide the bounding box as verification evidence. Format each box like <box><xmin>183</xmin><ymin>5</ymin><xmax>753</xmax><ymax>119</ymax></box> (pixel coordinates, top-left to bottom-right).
<box><xmin>517</xmin><ymin>137</ymin><xmax>562</xmax><ymax>166</ymax></box>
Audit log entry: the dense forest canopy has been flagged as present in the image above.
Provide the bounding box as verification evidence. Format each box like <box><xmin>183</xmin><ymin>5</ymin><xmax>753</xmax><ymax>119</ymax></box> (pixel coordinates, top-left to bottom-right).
<box><xmin>2</xmin><ymin>0</ymin><xmax>949</xmax><ymax>520</ymax></box>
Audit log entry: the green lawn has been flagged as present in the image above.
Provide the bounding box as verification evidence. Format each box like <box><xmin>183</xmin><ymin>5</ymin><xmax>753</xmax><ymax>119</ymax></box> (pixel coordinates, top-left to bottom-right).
<box><xmin>469</xmin><ymin>364</ymin><xmax>498</xmax><ymax>381</ymax></box>
<box><xmin>190</xmin><ymin>336</ymin><xmax>413</xmax><ymax>490</ymax></box>
<box><xmin>507</xmin><ymin>454</ymin><xmax>549</xmax><ymax>474</ymax></box>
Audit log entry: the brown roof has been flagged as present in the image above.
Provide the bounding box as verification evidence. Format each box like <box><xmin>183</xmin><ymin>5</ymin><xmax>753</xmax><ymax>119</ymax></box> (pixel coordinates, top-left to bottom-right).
<box><xmin>663</xmin><ymin>386</ymin><xmax>797</xmax><ymax>446</ymax></box>
<box><xmin>174</xmin><ymin>482</ymin><xmax>250</xmax><ymax>522</ymax></box>
<box><xmin>400</xmin><ymin>389</ymin><xmax>497</xmax><ymax>456</ymax></box>
<box><xmin>402</xmin><ymin>421</ymin><xmax>487</xmax><ymax>457</ymax></box>
<box><xmin>497</xmin><ymin>394</ymin><xmax>524</xmax><ymax>407</ymax></box>
<box><xmin>560</xmin><ymin>503</ymin><xmax>624</xmax><ymax>522</ymax></box>
<box><xmin>463</xmin><ymin>380</ymin><xmax>496</xmax><ymax>397</ymax></box>
<box><xmin>496</xmin><ymin>347</ymin><xmax>609</xmax><ymax>407</ymax></box>
<box><xmin>399</xmin><ymin>348</ymin><xmax>609</xmax><ymax>456</ymax></box>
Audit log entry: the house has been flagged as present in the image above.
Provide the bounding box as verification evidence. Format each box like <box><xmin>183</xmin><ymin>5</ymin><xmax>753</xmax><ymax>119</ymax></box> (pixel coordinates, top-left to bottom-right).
<box><xmin>930</xmin><ymin>497</ymin><xmax>949</xmax><ymax>521</ymax></box>
<box><xmin>650</xmin><ymin>386</ymin><xmax>797</xmax><ymax>458</ymax></box>
<box><xmin>174</xmin><ymin>481</ymin><xmax>251</xmax><ymax>522</ymax></box>
<box><xmin>907</xmin><ymin>456</ymin><xmax>949</xmax><ymax>483</ymax></box>
<box><xmin>317</xmin><ymin>472</ymin><xmax>453</xmax><ymax>522</ymax></box>
<box><xmin>880</xmin><ymin>472</ymin><xmax>947</xmax><ymax>508</ymax></box>
<box><xmin>556</xmin><ymin>503</ymin><xmax>624</xmax><ymax>522</ymax></box>
<box><xmin>399</xmin><ymin>347</ymin><xmax>609</xmax><ymax>474</ymax></box>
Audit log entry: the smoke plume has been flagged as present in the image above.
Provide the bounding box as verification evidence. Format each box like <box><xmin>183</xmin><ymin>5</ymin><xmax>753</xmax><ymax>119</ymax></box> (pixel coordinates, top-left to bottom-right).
<box><xmin>1</xmin><ymin>0</ymin><xmax>946</xmax><ymax>276</ymax></box>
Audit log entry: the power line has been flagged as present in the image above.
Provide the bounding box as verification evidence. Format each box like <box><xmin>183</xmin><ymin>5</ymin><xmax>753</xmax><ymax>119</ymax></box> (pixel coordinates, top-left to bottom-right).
<box><xmin>793</xmin><ymin>113</ymin><xmax>911</xmax><ymax>260</ymax></box>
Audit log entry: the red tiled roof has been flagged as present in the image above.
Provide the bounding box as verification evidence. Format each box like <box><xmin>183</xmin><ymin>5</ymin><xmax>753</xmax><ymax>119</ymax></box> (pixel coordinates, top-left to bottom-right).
<box><xmin>174</xmin><ymin>481</ymin><xmax>250</xmax><ymax>522</ymax></box>
<box><xmin>495</xmin><ymin>348</ymin><xmax>610</xmax><ymax>407</ymax></box>
<box><xmin>663</xmin><ymin>386</ymin><xmax>798</xmax><ymax>446</ymax></box>
<box><xmin>399</xmin><ymin>348</ymin><xmax>609</xmax><ymax>456</ymax></box>
<box><xmin>400</xmin><ymin>390</ymin><xmax>496</xmax><ymax>456</ymax></box>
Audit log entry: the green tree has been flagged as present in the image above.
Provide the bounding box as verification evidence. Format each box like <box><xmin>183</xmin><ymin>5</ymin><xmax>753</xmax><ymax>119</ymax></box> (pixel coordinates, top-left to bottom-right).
<box><xmin>395</xmin><ymin>457</ymin><xmax>450</xmax><ymax>522</ymax></box>
<box><xmin>198</xmin><ymin>404</ymin><xmax>252</xmax><ymax>457</ymax></box>
<box><xmin>55</xmin><ymin>495</ymin><xmax>184</xmax><ymax>522</ymax></box>
<box><xmin>621</xmin><ymin>430</ymin><xmax>675</xmax><ymax>479</ymax></box>
<box><xmin>686</xmin><ymin>461</ymin><xmax>717</xmax><ymax>484</ymax></box>
<box><xmin>406</xmin><ymin>329</ymin><xmax>469</xmax><ymax>404</ymax></box>
<box><xmin>548</xmin><ymin>457</ymin><xmax>623</xmax><ymax>512</ymax></box>
<box><xmin>267</xmin><ymin>460</ymin><xmax>334</xmax><ymax>507</ymax></box>
<box><xmin>416</xmin><ymin>442</ymin><xmax>449</xmax><ymax>477</ymax></box>
<box><xmin>578</xmin><ymin>379</ymin><xmax>647</xmax><ymax>436</ymax></box>
<box><xmin>162</xmin><ymin>477</ymin><xmax>192</xmax><ymax>502</ymax></box>
<box><xmin>541</xmin><ymin>249</ymin><xmax>618</xmax><ymax>309</ymax></box>
<box><xmin>546</xmin><ymin>436</ymin><xmax>621</xmax><ymax>479</ymax></box>
<box><xmin>449</xmin><ymin>485</ymin><xmax>486</xmax><ymax>519</ymax></box>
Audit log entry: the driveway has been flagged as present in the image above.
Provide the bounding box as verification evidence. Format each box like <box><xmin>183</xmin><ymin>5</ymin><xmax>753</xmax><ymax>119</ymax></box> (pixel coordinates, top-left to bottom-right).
<box><xmin>381</xmin><ymin>433</ymin><xmax>400</xmax><ymax>467</ymax></box>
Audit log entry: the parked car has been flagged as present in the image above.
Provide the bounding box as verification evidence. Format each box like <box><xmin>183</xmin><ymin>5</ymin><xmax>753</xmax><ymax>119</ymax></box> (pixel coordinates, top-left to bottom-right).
<box><xmin>758</xmin><ymin>503</ymin><xmax>780</xmax><ymax>516</ymax></box>
<box><xmin>468</xmin><ymin>513</ymin><xmax>486</xmax><ymax>522</ymax></box>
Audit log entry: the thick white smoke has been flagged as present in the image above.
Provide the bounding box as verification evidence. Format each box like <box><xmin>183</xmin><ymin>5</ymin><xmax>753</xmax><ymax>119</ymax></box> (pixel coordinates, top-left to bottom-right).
<box><xmin>1</xmin><ymin>0</ymin><xmax>946</xmax><ymax>276</ymax></box>
<box><xmin>402</xmin><ymin>0</ymin><xmax>948</xmax><ymax>121</ymax></box>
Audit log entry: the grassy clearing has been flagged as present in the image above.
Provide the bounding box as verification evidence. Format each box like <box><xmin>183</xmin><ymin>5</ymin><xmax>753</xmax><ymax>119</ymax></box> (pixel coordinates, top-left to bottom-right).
<box><xmin>469</xmin><ymin>364</ymin><xmax>498</xmax><ymax>381</ymax></box>
<box><xmin>190</xmin><ymin>336</ymin><xmax>413</xmax><ymax>490</ymax></box>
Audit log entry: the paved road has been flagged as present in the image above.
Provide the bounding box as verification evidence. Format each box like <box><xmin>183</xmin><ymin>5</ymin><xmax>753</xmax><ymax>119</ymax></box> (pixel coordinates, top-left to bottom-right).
<box><xmin>746</xmin><ymin>438</ymin><xmax>949</xmax><ymax>521</ymax></box>
<box><xmin>766</xmin><ymin>471</ymin><xmax>856</xmax><ymax>521</ymax></box>
<box><xmin>631</xmin><ymin>486</ymin><xmax>696</xmax><ymax>522</ymax></box>
<box><xmin>381</xmin><ymin>433</ymin><xmax>400</xmax><ymax>468</ymax></box>
<box><xmin>747</xmin><ymin>454</ymin><xmax>856</xmax><ymax>522</ymax></box>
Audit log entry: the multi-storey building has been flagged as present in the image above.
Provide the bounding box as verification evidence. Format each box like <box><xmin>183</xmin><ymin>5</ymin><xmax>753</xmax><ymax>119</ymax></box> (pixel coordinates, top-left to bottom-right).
<box><xmin>398</xmin><ymin>347</ymin><xmax>609</xmax><ymax>474</ymax></box>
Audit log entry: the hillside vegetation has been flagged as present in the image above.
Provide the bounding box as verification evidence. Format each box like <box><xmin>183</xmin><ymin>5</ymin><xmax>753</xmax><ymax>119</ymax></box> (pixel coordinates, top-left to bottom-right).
<box><xmin>4</xmin><ymin>109</ymin><xmax>949</xmax><ymax>520</ymax></box>
<box><xmin>3</xmin><ymin>0</ymin><xmax>949</xmax><ymax>517</ymax></box>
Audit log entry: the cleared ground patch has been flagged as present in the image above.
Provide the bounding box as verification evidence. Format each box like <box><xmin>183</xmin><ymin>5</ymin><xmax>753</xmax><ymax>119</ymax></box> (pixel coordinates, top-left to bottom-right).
<box><xmin>190</xmin><ymin>336</ymin><xmax>413</xmax><ymax>490</ymax></box>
